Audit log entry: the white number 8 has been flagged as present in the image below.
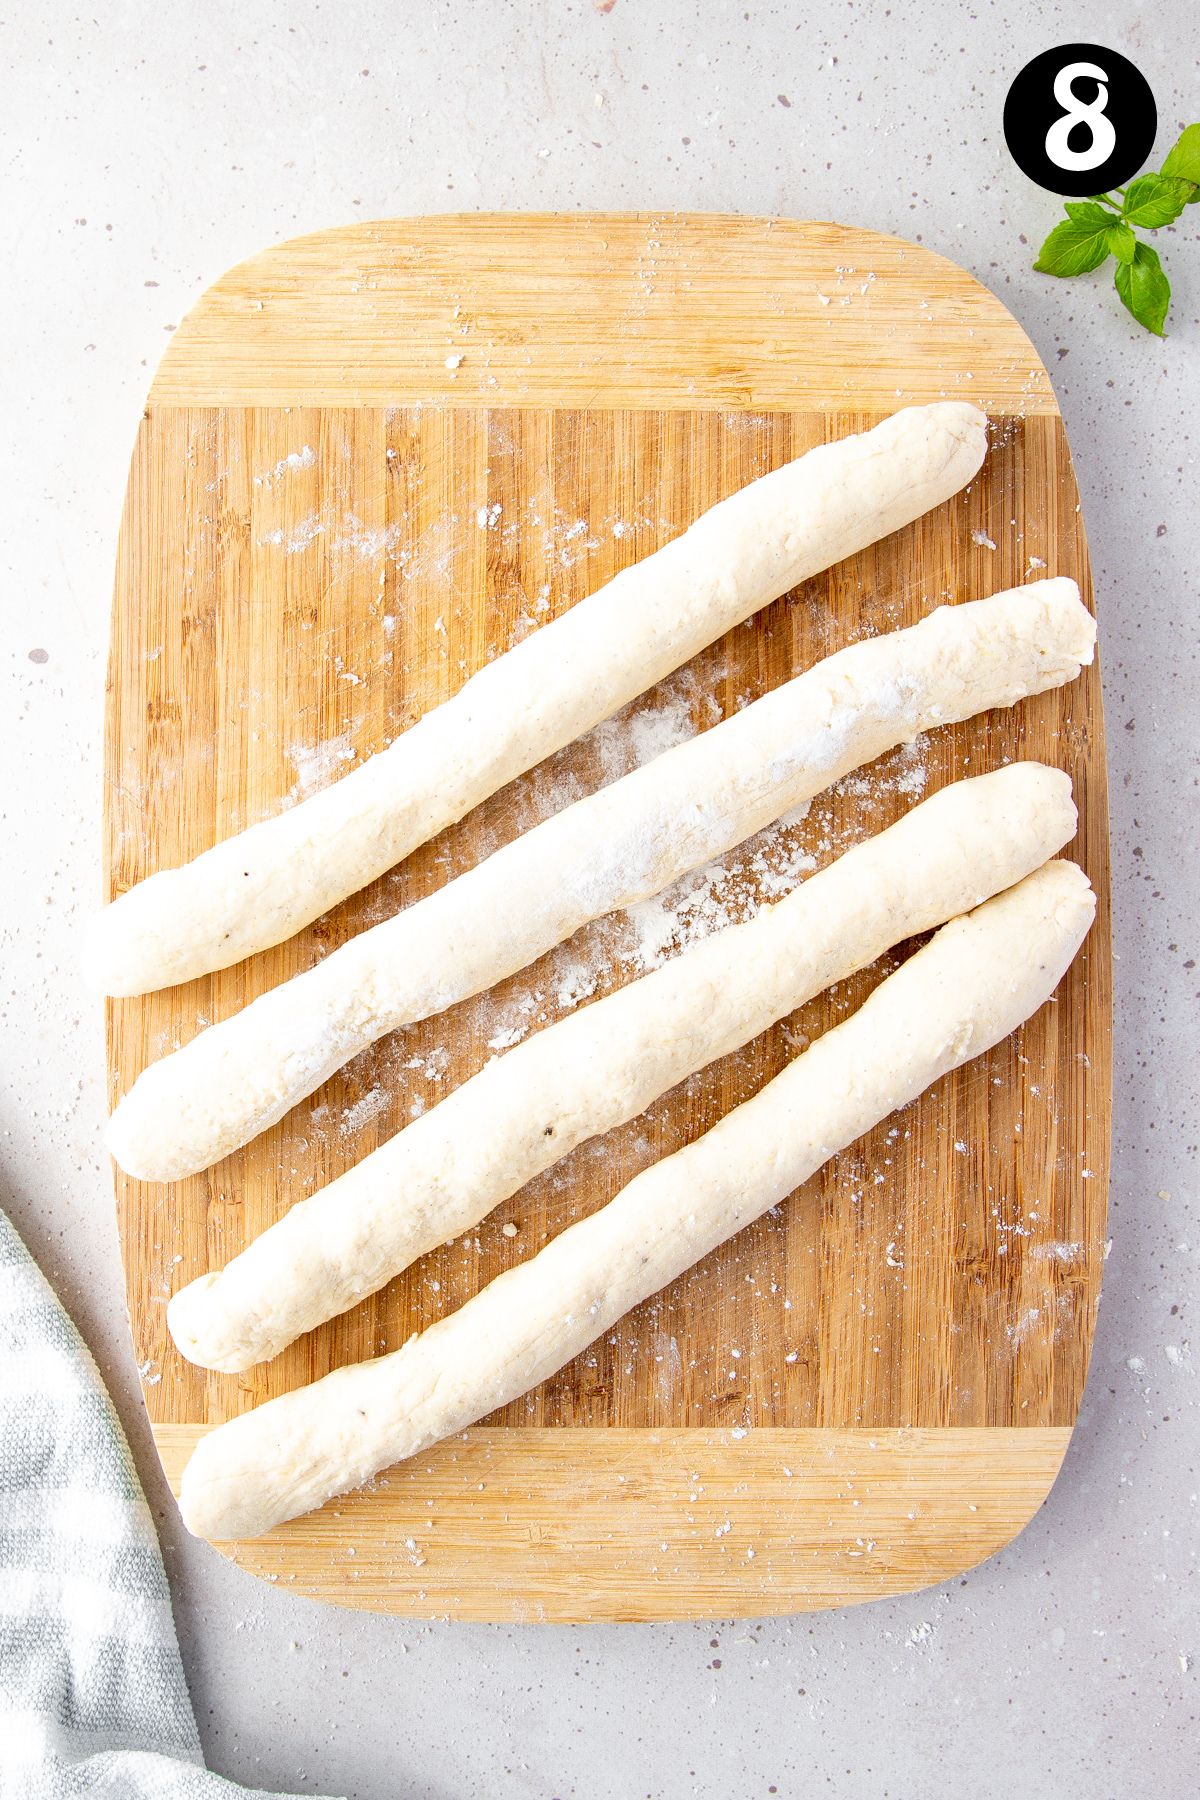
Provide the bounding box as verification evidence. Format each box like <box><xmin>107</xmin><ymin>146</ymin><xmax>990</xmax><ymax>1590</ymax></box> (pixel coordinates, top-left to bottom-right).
<box><xmin>1045</xmin><ymin>60</ymin><xmax>1117</xmax><ymax>172</ymax></box>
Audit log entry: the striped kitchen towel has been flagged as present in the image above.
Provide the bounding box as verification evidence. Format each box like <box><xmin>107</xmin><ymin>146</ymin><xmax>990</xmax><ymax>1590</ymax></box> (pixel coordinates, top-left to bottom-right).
<box><xmin>0</xmin><ymin>1207</ymin><xmax>342</xmax><ymax>1800</ymax></box>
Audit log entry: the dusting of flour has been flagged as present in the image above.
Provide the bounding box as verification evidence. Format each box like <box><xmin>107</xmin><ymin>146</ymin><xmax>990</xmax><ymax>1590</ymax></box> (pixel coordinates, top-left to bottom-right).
<box><xmin>339</xmin><ymin>1086</ymin><xmax>391</xmax><ymax>1135</ymax></box>
<box><xmin>626</xmin><ymin>814</ymin><xmax>818</xmax><ymax>972</ymax></box>
<box><xmin>285</xmin><ymin>733</ymin><xmax>357</xmax><ymax>800</ymax></box>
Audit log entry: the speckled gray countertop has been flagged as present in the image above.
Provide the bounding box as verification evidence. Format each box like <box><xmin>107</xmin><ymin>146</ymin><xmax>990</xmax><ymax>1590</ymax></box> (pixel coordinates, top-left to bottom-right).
<box><xmin>2</xmin><ymin>2</ymin><xmax>1197</xmax><ymax>1795</ymax></box>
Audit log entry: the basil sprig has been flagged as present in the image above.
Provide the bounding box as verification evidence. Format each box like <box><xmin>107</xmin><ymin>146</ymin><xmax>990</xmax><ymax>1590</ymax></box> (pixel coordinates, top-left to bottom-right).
<box><xmin>1033</xmin><ymin>123</ymin><xmax>1199</xmax><ymax>334</ymax></box>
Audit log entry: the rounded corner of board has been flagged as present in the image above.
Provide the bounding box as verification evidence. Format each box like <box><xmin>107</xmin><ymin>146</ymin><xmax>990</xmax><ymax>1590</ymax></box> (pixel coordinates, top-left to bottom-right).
<box><xmin>145</xmin><ymin>211</ymin><xmax>1061</xmax><ymax>415</ymax></box>
<box><xmin>150</xmin><ymin>1424</ymin><xmax>1077</xmax><ymax>1622</ymax></box>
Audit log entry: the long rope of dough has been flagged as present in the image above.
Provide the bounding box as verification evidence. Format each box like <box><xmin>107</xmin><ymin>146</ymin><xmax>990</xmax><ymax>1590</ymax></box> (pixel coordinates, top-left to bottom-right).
<box><xmin>108</xmin><ymin>577</ymin><xmax>1095</xmax><ymax>1183</ymax></box>
<box><xmin>87</xmin><ymin>402</ymin><xmax>988</xmax><ymax>998</ymax></box>
<box><xmin>178</xmin><ymin>858</ymin><xmax>1096</xmax><ymax>1542</ymax></box>
<box><xmin>169</xmin><ymin>762</ymin><xmax>1078</xmax><ymax>1373</ymax></box>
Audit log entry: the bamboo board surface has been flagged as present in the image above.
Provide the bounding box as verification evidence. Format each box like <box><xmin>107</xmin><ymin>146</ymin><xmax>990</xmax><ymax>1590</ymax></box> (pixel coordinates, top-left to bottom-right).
<box><xmin>105</xmin><ymin>213</ymin><xmax>1110</xmax><ymax>1621</ymax></box>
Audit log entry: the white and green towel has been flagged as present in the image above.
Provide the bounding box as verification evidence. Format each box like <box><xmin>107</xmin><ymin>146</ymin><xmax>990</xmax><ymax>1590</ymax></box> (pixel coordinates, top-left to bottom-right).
<box><xmin>0</xmin><ymin>1207</ymin><xmax>342</xmax><ymax>1800</ymax></box>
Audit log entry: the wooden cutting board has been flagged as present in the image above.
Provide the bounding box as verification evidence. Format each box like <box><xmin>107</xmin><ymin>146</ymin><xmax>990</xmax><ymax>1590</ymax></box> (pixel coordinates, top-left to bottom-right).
<box><xmin>105</xmin><ymin>213</ymin><xmax>1110</xmax><ymax>1622</ymax></box>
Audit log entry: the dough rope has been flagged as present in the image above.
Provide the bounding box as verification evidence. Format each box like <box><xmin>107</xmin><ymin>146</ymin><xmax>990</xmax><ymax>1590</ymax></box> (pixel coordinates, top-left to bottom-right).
<box><xmin>87</xmin><ymin>402</ymin><xmax>988</xmax><ymax>996</ymax></box>
<box><xmin>168</xmin><ymin>761</ymin><xmax>1078</xmax><ymax>1372</ymax></box>
<box><xmin>177</xmin><ymin>859</ymin><xmax>1096</xmax><ymax>1542</ymax></box>
<box><xmin>108</xmin><ymin>577</ymin><xmax>1096</xmax><ymax>1183</ymax></box>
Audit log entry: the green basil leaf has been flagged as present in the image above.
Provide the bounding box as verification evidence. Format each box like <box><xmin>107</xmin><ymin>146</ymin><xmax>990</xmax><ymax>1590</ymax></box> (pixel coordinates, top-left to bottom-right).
<box><xmin>1034</xmin><ymin>215</ymin><xmax>1116</xmax><ymax>277</ymax></box>
<box><xmin>1106</xmin><ymin>221</ymin><xmax>1137</xmax><ymax>264</ymax></box>
<box><xmin>1121</xmin><ymin>172</ymin><xmax>1195</xmax><ymax>227</ymax></box>
<box><xmin>1065</xmin><ymin>201</ymin><xmax>1120</xmax><ymax>228</ymax></box>
<box><xmin>1114</xmin><ymin>241</ymin><xmax>1171</xmax><ymax>335</ymax></box>
<box><xmin>1161</xmin><ymin>123</ymin><xmax>1200</xmax><ymax>198</ymax></box>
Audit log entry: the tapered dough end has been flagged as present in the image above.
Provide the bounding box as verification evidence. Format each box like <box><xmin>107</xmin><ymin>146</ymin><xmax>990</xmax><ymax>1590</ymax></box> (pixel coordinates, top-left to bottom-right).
<box><xmin>84</xmin><ymin>870</ymin><xmax>202</xmax><ymax>998</ymax></box>
<box><xmin>855</xmin><ymin>402</ymin><xmax>989</xmax><ymax>516</ymax></box>
<box><xmin>107</xmin><ymin>1051</ymin><xmax>222</xmax><ymax>1184</ymax></box>
<box><xmin>106</xmin><ymin>1072</ymin><xmax>169</xmax><ymax>1182</ymax></box>
<box><xmin>923</xmin><ymin>760</ymin><xmax>1076</xmax><ymax>856</ymax></box>
<box><xmin>1023</xmin><ymin>852</ymin><xmax>1095</xmax><ymax>938</ymax></box>
<box><xmin>1031</xmin><ymin>855</ymin><xmax>1096</xmax><ymax>934</ymax></box>
<box><xmin>877</xmin><ymin>399</ymin><xmax>988</xmax><ymax>452</ymax></box>
<box><xmin>180</xmin><ymin>1413</ymin><xmax>277</xmax><ymax>1540</ymax></box>
<box><xmin>105</xmin><ymin>1091</ymin><xmax>143</xmax><ymax>1179</ymax></box>
<box><xmin>86</xmin><ymin>864</ymin><xmax>251</xmax><ymax>998</ymax></box>
<box><xmin>179</xmin><ymin>1364</ymin><xmax>374</xmax><ymax>1541</ymax></box>
<box><xmin>167</xmin><ymin>1274</ymin><xmax>231</xmax><ymax>1369</ymax></box>
<box><xmin>1023</xmin><ymin>575</ymin><xmax>1096</xmax><ymax>665</ymax></box>
<box><xmin>958</xmin><ymin>857</ymin><xmax>1096</xmax><ymax>1057</ymax></box>
<box><xmin>908</xmin><ymin>399</ymin><xmax>989</xmax><ymax>465</ymax></box>
<box><xmin>82</xmin><ymin>888</ymin><xmax>136</xmax><ymax>998</ymax></box>
<box><xmin>1008</xmin><ymin>757</ymin><xmax>1076</xmax><ymax>817</ymax></box>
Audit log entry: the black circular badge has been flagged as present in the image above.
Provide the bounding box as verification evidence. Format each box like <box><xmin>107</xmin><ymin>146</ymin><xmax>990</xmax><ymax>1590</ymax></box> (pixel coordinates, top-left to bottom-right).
<box><xmin>1003</xmin><ymin>44</ymin><xmax>1156</xmax><ymax>196</ymax></box>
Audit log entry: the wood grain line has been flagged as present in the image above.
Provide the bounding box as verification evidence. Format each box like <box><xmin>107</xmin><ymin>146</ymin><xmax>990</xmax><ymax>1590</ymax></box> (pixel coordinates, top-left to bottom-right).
<box><xmin>153</xmin><ymin>1424</ymin><xmax>1072</xmax><ymax>1622</ymax></box>
<box><xmin>151</xmin><ymin>213</ymin><xmax>1058</xmax><ymax>413</ymax></box>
